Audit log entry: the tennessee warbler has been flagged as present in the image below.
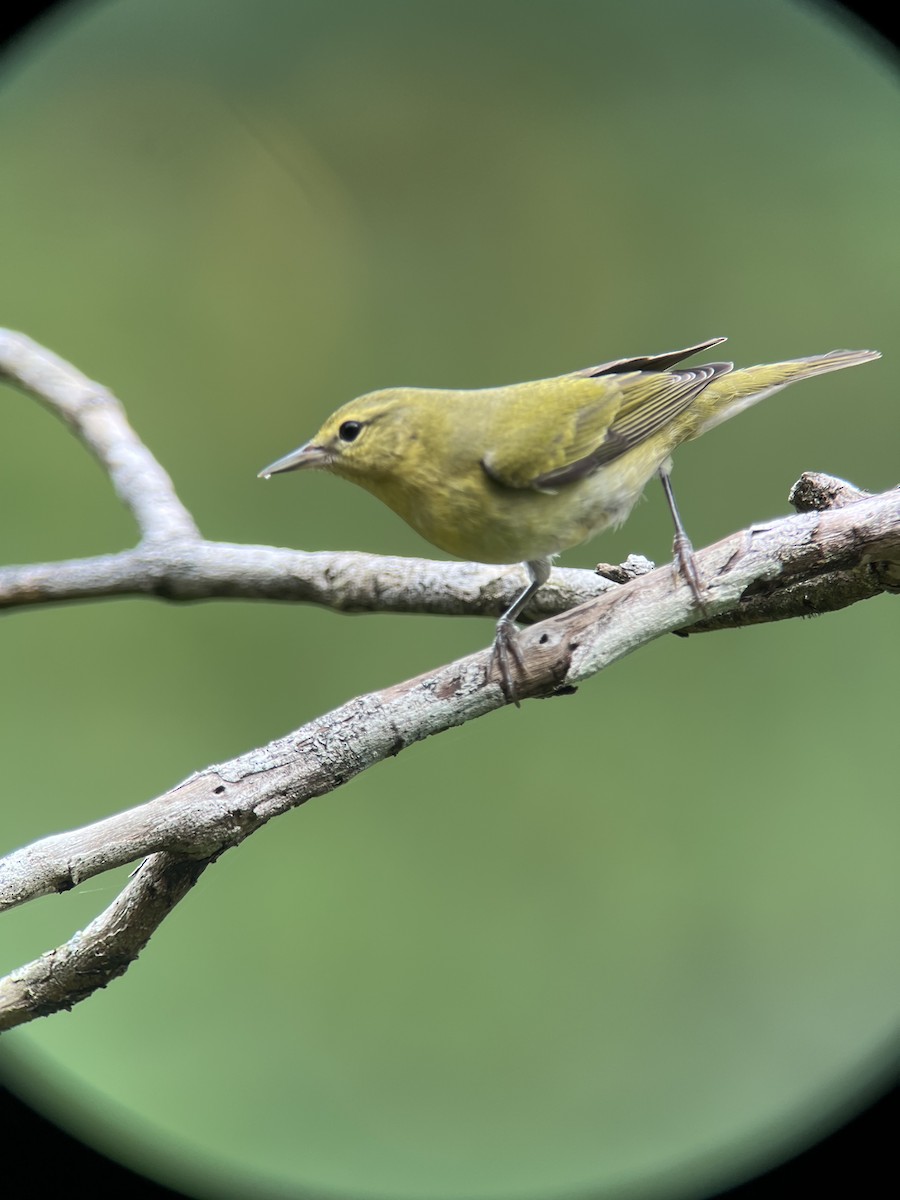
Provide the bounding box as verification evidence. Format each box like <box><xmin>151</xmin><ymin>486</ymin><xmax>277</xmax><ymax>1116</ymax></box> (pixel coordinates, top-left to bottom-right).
<box><xmin>260</xmin><ymin>338</ymin><xmax>879</xmax><ymax>701</ymax></box>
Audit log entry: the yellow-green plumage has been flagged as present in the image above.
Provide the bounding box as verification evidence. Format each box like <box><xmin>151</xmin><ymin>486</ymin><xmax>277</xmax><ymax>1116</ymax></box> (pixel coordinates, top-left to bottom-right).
<box><xmin>260</xmin><ymin>338</ymin><xmax>879</xmax><ymax>699</ymax></box>
<box><xmin>261</xmin><ymin>340</ymin><xmax>877</xmax><ymax>565</ymax></box>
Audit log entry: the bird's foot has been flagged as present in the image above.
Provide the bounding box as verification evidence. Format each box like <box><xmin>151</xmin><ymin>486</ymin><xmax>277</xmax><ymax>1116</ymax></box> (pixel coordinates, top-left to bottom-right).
<box><xmin>490</xmin><ymin>617</ymin><xmax>526</xmax><ymax>707</ymax></box>
<box><xmin>672</xmin><ymin>531</ymin><xmax>708</xmax><ymax>611</ymax></box>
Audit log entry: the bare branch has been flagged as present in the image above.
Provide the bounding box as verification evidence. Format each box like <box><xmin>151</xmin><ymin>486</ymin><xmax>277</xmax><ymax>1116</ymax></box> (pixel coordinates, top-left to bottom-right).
<box><xmin>0</xmin><ymin>541</ymin><xmax>618</xmax><ymax>616</ymax></box>
<box><xmin>1</xmin><ymin>511</ymin><xmax>893</xmax><ymax>629</ymax></box>
<box><xmin>0</xmin><ymin>329</ymin><xmax>199</xmax><ymax>542</ymax></box>
<box><xmin>788</xmin><ymin>471</ymin><xmax>872</xmax><ymax>512</ymax></box>
<box><xmin>685</xmin><ymin>473</ymin><xmax>900</xmax><ymax>633</ymax></box>
<box><xmin>2</xmin><ymin>487</ymin><xmax>897</xmax><ymax>909</ymax></box>
<box><xmin>1</xmin><ymin>331</ymin><xmax>897</xmax><ymax>1028</ymax></box>
<box><xmin>0</xmin><ymin>853</ymin><xmax>210</xmax><ymax>1031</ymax></box>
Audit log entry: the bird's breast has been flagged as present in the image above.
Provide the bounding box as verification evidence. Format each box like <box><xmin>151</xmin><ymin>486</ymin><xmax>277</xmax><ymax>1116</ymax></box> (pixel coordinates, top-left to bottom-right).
<box><xmin>367</xmin><ymin>456</ymin><xmax>648</xmax><ymax>565</ymax></box>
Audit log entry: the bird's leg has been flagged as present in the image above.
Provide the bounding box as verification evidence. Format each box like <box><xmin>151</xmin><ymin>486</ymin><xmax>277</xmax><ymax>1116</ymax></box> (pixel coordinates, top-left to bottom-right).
<box><xmin>658</xmin><ymin>467</ymin><xmax>706</xmax><ymax>607</ymax></box>
<box><xmin>490</xmin><ymin>558</ymin><xmax>551</xmax><ymax>706</ymax></box>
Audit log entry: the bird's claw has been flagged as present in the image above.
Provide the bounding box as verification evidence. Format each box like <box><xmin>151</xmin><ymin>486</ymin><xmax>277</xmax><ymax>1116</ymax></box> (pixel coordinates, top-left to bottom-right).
<box><xmin>672</xmin><ymin>531</ymin><xmax>708</xmax><ymax>611</ymax></box>
<box><xmin>490</xmin><ymin>618</ymin><xmax>525</xmax><ymax>707</ymax></box>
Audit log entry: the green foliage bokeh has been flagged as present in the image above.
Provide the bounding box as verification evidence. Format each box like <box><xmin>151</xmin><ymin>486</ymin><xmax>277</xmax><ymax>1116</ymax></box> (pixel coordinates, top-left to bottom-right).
<box><xmin>1</xmin><ymin>2</ymin><xmax>898</xmax><ymax>1198</ymax></box>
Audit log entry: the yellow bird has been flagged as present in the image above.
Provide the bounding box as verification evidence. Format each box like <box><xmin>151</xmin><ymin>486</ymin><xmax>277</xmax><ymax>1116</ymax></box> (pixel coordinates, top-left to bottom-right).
<box><xmin>260</xmin><ymin>338</ymin><xmax>879</xmax><ymax>700</ymax></box>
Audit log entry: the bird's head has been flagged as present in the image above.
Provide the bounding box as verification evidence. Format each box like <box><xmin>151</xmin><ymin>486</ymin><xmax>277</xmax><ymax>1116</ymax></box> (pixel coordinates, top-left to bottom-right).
<box><xmin>258</xmin><ymin>389</ymin><xmax>431</xmax><ymax>488</ymax></box>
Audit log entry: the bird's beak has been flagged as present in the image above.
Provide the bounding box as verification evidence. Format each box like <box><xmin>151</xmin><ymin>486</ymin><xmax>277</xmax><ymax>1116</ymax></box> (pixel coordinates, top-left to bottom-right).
<box><xmin>257</xmin><ymin>442</ymin><xmax>330</xmax><ymax>479</ymax></box>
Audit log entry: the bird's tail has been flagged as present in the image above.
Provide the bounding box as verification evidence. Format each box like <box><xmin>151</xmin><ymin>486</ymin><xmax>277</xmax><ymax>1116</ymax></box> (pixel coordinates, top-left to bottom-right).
<box><xmin>688</xmin><ymin>348</ymin><xmax>880</xmax><ymax>437</ymax></box>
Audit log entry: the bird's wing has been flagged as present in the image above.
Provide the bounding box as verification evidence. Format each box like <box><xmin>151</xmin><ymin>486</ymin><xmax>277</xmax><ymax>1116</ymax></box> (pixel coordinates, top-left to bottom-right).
<box><xmin>481</xmin><ymin>363</ymin><xmax>733</xmax><ymax>492</ymax></box>
<box><xmin>569</xmin><ymin>337</ymin><xmax>727</xmax><ymax>379</ymax></box>
<box><xmin>479</xmin><ymin>376</ymin><xmax>625</xmax><ymax>489</ymax></box>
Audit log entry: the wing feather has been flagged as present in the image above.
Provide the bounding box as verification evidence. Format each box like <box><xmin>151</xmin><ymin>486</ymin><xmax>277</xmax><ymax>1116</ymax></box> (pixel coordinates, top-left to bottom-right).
<box><xmin>569</xmin><ymin>337</ymin><xmax>727</xmax><ymax>379</ymax></box>
<box><xmin>481</xmin><ymin>361</ymin><xmax>733</xmax><ymax>492</ymax></box>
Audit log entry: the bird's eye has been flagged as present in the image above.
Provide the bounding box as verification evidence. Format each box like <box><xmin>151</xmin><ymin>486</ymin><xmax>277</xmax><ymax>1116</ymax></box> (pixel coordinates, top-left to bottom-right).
<box><xmin>338</xmin><ymin>420</ymin><xmax>363</xmax><ymax>443</ymax></box>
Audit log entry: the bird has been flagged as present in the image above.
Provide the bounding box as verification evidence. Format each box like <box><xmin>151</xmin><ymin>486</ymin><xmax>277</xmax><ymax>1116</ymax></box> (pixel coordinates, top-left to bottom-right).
<box><xmin>259</xmin><ymin>338</ymin><xmax>879</xmax><ymax>702</ymax></box>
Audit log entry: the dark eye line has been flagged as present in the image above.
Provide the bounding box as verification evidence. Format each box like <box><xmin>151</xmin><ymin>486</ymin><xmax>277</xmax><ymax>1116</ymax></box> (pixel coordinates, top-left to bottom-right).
<box><xmin>338</xmin><ymin>420</ymin><xmax>364</xmax><ymax>443</ymax></box>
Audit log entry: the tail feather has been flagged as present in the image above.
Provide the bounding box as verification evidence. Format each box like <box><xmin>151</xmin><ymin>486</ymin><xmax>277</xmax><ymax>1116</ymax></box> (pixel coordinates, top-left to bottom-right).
<box><xmin>689</xmin><ymin>348</ymin><xmax>880</xmax><ymax>437</ymax></box>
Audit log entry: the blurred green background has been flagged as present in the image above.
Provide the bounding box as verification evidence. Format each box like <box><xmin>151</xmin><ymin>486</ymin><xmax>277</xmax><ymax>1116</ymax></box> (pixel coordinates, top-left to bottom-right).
<box><xmin>1</xmin><ymin>1</ymin><xmax>898</xmax><ymax>1198</ymax></box>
